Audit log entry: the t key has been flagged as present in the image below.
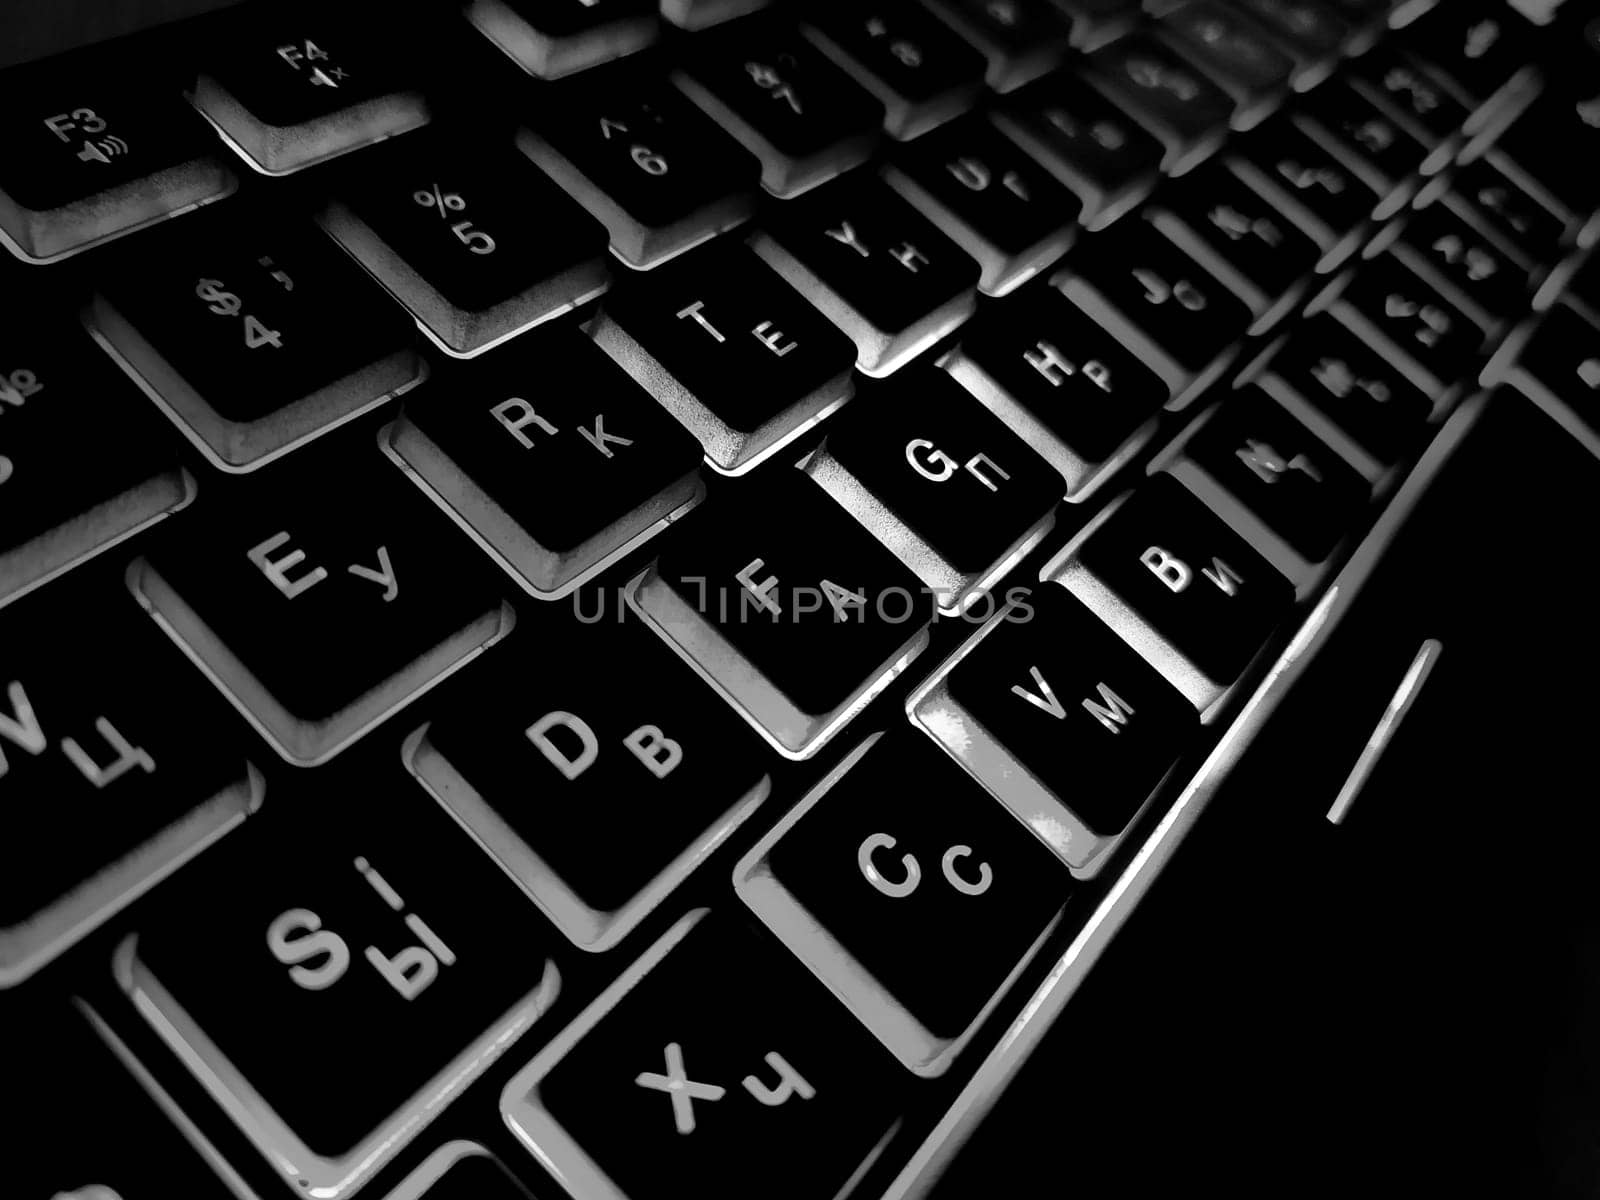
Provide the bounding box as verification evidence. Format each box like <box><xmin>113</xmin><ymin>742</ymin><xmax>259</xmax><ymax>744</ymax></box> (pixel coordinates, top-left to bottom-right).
<box><xmin>89</xmin><ymin>204</ymin><xmax>423</xmax><ymax>471</ymax></box>
<box><xmin>129</xmin><ymin>433</ymin><xmax>513</xmax><ymax>766</ymax></box>
<box><xmin>387</xmin><ymin>324</ymin><xmax>705</xmax><ymax>598</ymax></box>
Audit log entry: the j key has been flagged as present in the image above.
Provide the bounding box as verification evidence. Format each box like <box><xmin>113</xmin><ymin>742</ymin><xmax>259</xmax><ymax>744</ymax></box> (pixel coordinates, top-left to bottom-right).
<box><xmin>1347</xmin><ymin>51</ymin><xmax>1472</xmax><ymax>147</ymax></box>
<box><xmin>0</xmin><ymin>59</ymin><xmax>233</xmax><ymax>262</ymax></box>
<box><xmin>90</xmin><ymin>207</ymin><xmax>422</xmax><ymax>471</ymax></box>
<box><xmin>882</xmin><ymin>113</ymin><xmax>1077</xmax><ymax>296</ymax></box>
<box><xmin>630</xmin><ymin>468</ymin><xmax>933</xmax><ymax>758</ymax></box>
<box><xmin>128</xmin><ymin>436</ymin><xmax>512</xmax><ymax>766</ymax></box>
<box><xmin>1179</xmin><ymin>387</ymin><xmax>1370</xmax><ymax>566</ymax></box>
<box><xmin>942</xmin><ymin>281</ymin><xmax>1167</xmax><ymax>499</ymax></box>
<box><xmin>663</xmin><ymin>0</ymin><xmax>770</xmax><ymax>32</ymax></box>
<box><xmin>1502</xmin><ymin>303</ymin><xmax>1600</xmax><ymax>439</ymax></box>
<box><xmin>0</xmin><ymin>570</ymin><xmax>258</xmax><ymax>987</ymax></box>
<box><xmin>1053</xmin><ymin>223</ymin><xmax>1250</xmax><ymax>409</ymax></box>
<box><xmin>389</xmin><ymin>325</ymin><xmax>704</xmax><ymax>598</ymax></box>
<box><xmin>991</xmin><ymin>70</ymin><xmax>1164</xmax><ymax>229</ymax></box>
<box><xmin>321</xmin><ymin>130</ymin><xmax>610</xmax><ymax>357</ymax></box>
<box><xmin>117</xmin><ymin>766</ymin><xmax>561</xmax><ymax>1195</ymax></box>
<box><xmin>194</xmin><ymin>4</ymin><xmax>429</xmax><ymax>175</ymax></box>
<box><xmin>672</xmin><ymin>17</ymin><xmax>885</xmax><ymax>198</ymax></box>
<box><xmin>1327</xmin><ymin>253</ymin><xmax>1486</xmax><ymax>394</ymax></box>
<box><xmin>5</xmin><ymin>1001</ymin><xmax>244</xmax><ymax>1197</ymax></box>
<box><xmin>0</xmin><ymin>319</ymin><xmax>193</xmax><ymax>609</ymax></box>
<box><xmin>800</xmin><ymin>4</ymin><xmax>986</xmax><ymax>140</ymax></box>
<box><xmin>387</xmin><ymin>1143</ymin><xmax>532</xmax><ymax>1200</ymax></box>
<box><xmin>1058</xmin><ymin>472</ymin><xmax>1294</xmax><ymax>703</ymax></box>
<box><xmin>1395</xmin><ymin>0</ymin><xmax>1537</xmax><ymax>110</ymax></box>
<box><xmin>1449</xmin><ymin>159</ymin><xmax>1570</xmax><ymax>266</ymax></box>
<box><xmin>919</xmin><ymin>585</ymin><xmax>1199</xmax><ymax>870</ymax></box>
<box><xmin>502</xmin><ymin>909</ymin><xmax>905</xmax><ymax>1200</ymax></box>
<box><xmin>1086</xmin><ymin>35</ymin><xmax>1235</xmax><ymax>172</ymax></box>
<box><xmin>1492</xmin><ymin>91</ymin><xmax>1600</xmax><ymax>219</ymax></box>
<box><xmin>751</xmin><ymin>171</ymin><xmax>979</xmax><ymax>377</ymax></box>
<box><xmin>1227</xmin><ymin>120</ymin><xmax>1378</xmax><ymax>260</ymax></box>
<box><xmin>1255</xmin><ymin>313</ymin><xmax>1433</xmax><ymax>469</ymax></box>
<box><xmin>591</xmin><ymin>240</ymin><xmax>857</xmax><ymax>474</ymax></box>
<box><xmin>1291</xmin><ymin>82</ymin><xmax>1429</xmax><ymax>213</ymax></box>
<box><xmin>921</xmin><ymin>0</ymin><xmax>1072</xmax><ymax>93</ymax></box>
<box><xmin>1156</xmin><ymin>1</ymin><xmax>1293</xmax><ymax>121</ymax></box>
<box><xmin>1389</xmin><ymin>202</ymin><xmax>1527</xmax><ymax>327</ymax></box>
<box><xmin>467</xmin><ymin>0</ymin><xmax>658</xmax><ymax>80</ymax></box>
<box><xmin>802</xmin><ymin>367</ymin><xmax>1060</xmax><ymax>612</ymax></box>
<box><xmin>519</xmin><ymin>67</ymin><xmax>760</xmax><ymax>269</ymax></box>
<box><xmin>411</xmin><ymin>613</ymin><xmax>771</xmax><ymax>951</ymax></box>
<box><xmin>739</xmin><ymin>729</ymin><xmax>1072</xmax><ymax>1072</ymax></box>
<box><xmin>1145</xmin><ymin>162</ymin><xmax>1319</xmax><ymax>328</ymax></box>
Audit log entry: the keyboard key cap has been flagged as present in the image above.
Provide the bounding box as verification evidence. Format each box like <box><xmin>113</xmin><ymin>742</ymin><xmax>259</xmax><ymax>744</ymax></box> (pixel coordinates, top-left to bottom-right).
<box><xmin>386</xmin><ymin>1142</ymin><xmax>533</xmax><ymax>1200</ymax></box>
<box><xmin>128</xmin><ymin>436</ymin><xmax>513</xmax><ymax>766</ymax></box>
<box><xmin>737</xmin><ymin>729</ymin><xmax>1072</xmax><ymax>1071</ymax></box>
<box><xmin>1227</xmin><ymin>0</ymin><xmax>1350</xmax><ymax>66</ymax></box>
<box><xmin>672</xmin><ymin>17</ymin><xmax>885</xmax><ymax>198</ymax></box>
<box><xmin>1384</xmin><ymin>200</ymin><xmax>1528</xmax><ymax>328</ymax></box>
<box><xmin>321</xmin><ymin>130</ymin><xmax>610</xmax><ymax>357</ymax></box>
<box><xmin>1226</xmin><ymin>120</ymin><xmax>1379</xmax><ymax>263</ymax></box>
<box><xmin>468</xmin><ymin>0</ymin><xmax>658</xmax><ymax>80</ymax></box>
<box><xmin>1395</xmin><ymin>0</ymin><xmax>1538</xmax><ymax>112</ymax></box>
<box><xmin>502</xmin><ymin>909</ymin><xmax>904</xmax><ymax>1200</ymax></box>
<box><xmin>629</xmin><ymin>468</ymin><xmax>933</xmax><ymax>758</ymax></box>
<box><xmin>1490</xmin><ymin>91</ymin><xmax>1600</xmax><ymax>220</ymax></box>
<box><xmin>1291</xmin><ymin>81</ymin><xmax>1429</xmax><ymax>214</ymax></box>
<box><xmin>0</xmin><ymin>571</ymin><xmax>259</xmax><ymax>987</ymax></box>
<box><xmin>0</xmin><ymin>58</ymin><xmax>233</xmax><ymax>262</ymax></box>
<box><xmin>1053</xmin><ymin>0</ymin><xmax>1140</xmax><ymax>49</ymax></box>
<box><xmin>519</xmin><ymin>66</ymin><xmax>760</xmax><ymax>269</ymax></box>
<box><xmin>1446</xmin><ymin>159</ymin><xmax>1570</xmax><ymax>267</ymax></box>
<box><xmin>750</xmin><ymin>171</ymin><xmax>979</xmax><ymax>377</ymax></box>
<box><xmin>409</xmin><ymin>613</ymin><xmax>771</xmax><ymax>951</ymax></box>
<box><xmin>801</xmin><ymin>3</ymin><xmax>987</xmax><ymax>140</ymax></box>
<box><xmin>117</xmin><ymin>766</ymin><xmax>561</xmax><ymax>1196</ymax></box>
<box><xmin>992</xmin><ymin>69</ymin><xmax>1164</xmax><ymax>229</ymax></box>
<box><xmin>1087</xmin><ymin>35</ymin><xmax>1235</xmax><ymax>172</ymax></box>
<box><xmin>942</xmin><ymin>280</ymin><xmax>1167</xmax><ymax>499</ymax></box>
<box><xmin>0</xmin><ymin>318</ymin><xmax>194</xmax><ymax>608</ymax></box>
<box><xmin>1346</xmin><ymin>50</ymin><xmax>1472</xmax><ymax>147</ymax></box>
<box><xmin>388</xmin><ymin>324</ymin><xmax>704</xmax><ymax>598</ymax></box>
<box><xmin>921</xmin><ymin>0</ymin><xmax>1072</xmax><ymax>93</ymax></box>
<box><xmin>1053</xmin><ymin>223</ymin><xmax>1250</xmax><ymax>409</ymax></box>
<box><xmin>662</xmin><ymin>0</ymin><xmax>769</xmax><ymax>32</ymax></box>
<box><xmin>591</xmin><ymin>240</ymin><xmax>857</xmax><ymax>474</ymax></box>
<box><xmin>1049</xmin><ymin>472</ymin><xmax>1293</xmax><ymax>707</ymax></box>
<box><xmin>194</xmin><ymin>5</ymin><xmax>430</xmax><ymax>175</ymax></box>
<box><xmin>882</xmin><ymin>112</ymin><xmax>1076</xmax><ymax>296</ymax></box>
<box><xmin>89</xmin><ymin>206</ymin><xmax>423</xmax><ymax>471</ymax></box>
<box><xmin>910</xmin><ymin>586</ymin><xmax>1199</xmax><ymax>870</ymax></box>
<box><xmin>1496</xmin><ymin>303</ymin><xmax>1600</xmax><ymax>443</ymax></box>
<box><xmin>1156</xmin><ymin>1</ymin><xmax>1293</xmax><ymax>122</ymax></box>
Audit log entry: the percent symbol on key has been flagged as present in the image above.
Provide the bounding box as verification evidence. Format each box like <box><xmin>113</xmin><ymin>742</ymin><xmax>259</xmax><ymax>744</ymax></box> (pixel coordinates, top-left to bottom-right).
<box><xmin>412</xmin><ymin>182</ymin><xmax>496</xmax><ymax>255</ymax></box>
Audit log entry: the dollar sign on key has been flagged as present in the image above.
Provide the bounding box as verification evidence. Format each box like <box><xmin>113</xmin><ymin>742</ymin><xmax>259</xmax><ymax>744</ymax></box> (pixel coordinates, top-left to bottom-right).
<box><xmin>195</xmin><ymin>278</ymin><xmax>243</xmax><ymax>317</ymax></box>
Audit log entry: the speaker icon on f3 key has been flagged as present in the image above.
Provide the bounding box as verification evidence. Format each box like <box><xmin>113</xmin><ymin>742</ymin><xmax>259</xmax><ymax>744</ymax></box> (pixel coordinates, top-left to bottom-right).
<box><xmin>76</xmin><ymin>135</ymin><xmax>129</xmax><ymax>165</ymax></box>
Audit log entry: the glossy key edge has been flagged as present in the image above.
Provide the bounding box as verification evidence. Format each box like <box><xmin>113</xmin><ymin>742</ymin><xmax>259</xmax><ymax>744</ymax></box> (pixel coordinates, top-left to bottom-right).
<box><xmin>384</xmin><ymin>1140</ymin><xmax>515</xmax><ymax>1200</ymax></box>
<box><xmin>733</xmin><ymin>730</ymin><xmax>1069</xmax><ymax>1077</ymax></box>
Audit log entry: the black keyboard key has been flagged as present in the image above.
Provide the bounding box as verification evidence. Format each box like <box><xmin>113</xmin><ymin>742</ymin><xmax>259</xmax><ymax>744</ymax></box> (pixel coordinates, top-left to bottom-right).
<box><xmin>751</xmin><ymin>171</ymin><xmax>979</xmax><ymax>376</ymax></box>
<box><xmin>917</xmin><ymin>585</ymin><xmax>1199</xmax><ymax>868</ymax></box>
<box><xmin>129</xmin><ymin>436</ymin><xmax>512</xmax><ymax>766</ymax></box>
<box><xmin>467</xmin><ymin>0</ymin><xmax>658</xmax><ymax>79</ymax></box>
<box><xmin>1254</xmin><ymin>312</ymin><xmax>1434</xmax><ymax>469</ymax></box>
<box><xmin>943</xmin><ymin>280</ymin><xmax>1167</xmax><ymax>499</ymax></box>
<box><xmin>1054</xmin><ymin>0</ymin><xmax>1141</xmax><ymax>48</ymax></box>
<box><xmin>519</xmin><ymin>66</ymin><xmax>760</xmax><ymax>269</ymax></box>
<box><xmin>502</xmin><ymin>910</ymin><xmax>905</xmax><ymax>1199</ymax></box>
<box><xmin>630</xmin><ymin>468</ymin><xmax>933</xmax><ymax>757</ymax></box>
<box><xmin>921</xmin><ymin>0</ymin><xmax>1072</xmax><ymax>93</ymax></box>
<box><xmin>390</xmin><ymin>324</ymin><xmax>704</xmax><ymax>597</ymax></box>
<box><xmin>1227</xmin><ymin>0</ymin><xmax>1350</xmax><ymax>63</ymax></box>
<box><xmin>1387</xmin><ymin>200</ymin><xmax>1528</xmax><ymax>326</ymax></box>
<box><xmin>664</xmin><ymin>0</ymin><xmax>770</xmax><ymax>32</ymax></box>
<box><xmin>1227</xmin><ymin>120</ymin><xmax>1379</xmax><ymax>261</ymax></box>
<box><xmin>1325</xmin><ymin>252</ymin><xmax>1487</xmax><ymax>394</ymax></box>
<box><xmin>1492</xmin><ymin>91</ymin><xmax>1600</xmax><ymax>219</ymax></box>
<box><xmin>1054</xmin><ymin>222</ymin><xmax>1250</xmax><ymax>409</ymax></box>
<box><xmin>323</xmin><ymin>130</ymin><xmax>609</xmax><ymax>357</ymax></box>
<box><xmin>1499</xmin><ymin>303</ymin><xmax>1600</xmax><ymax>442</ymax></box>
<box><xmin>118</xmin><ymin>767</ymin><xmax>561</xmax><ymax>1195</ymax></box>
<box><xmin>738</xmin><ymin>729</ymin><xmax>1072</xmax><ymax>1070</ymax></box>
<box><xmin>89</xmin><ymin>207</ymin><xmax>422</xmax><ymax>471</ymax></box>
<box><xmin>1060</xmin><ymin>473</ymin><xmax>1293</xmax><ymax>701</ymax></box>
<box><xmin>1146</xmin><ymin>161</ymin><xmax>1319</xmax><ymax>328</ymax></box>
<box><xmin>1087</xmin><ymin>35</ymin><xmax>1235</xmax><ymax>172</ymax></box>
<box><xmin>801</xmin><ymin>3</ymin><xmax>986</xmax><ymax>140</ymax></box>
<box><xmin>1292</xmin><ymin>81</ymin><xmax>1430</xmax><ymax>213</ymax></box>
<box><xmin>1347</xmin><ymin>50</ymin><xmax>1472</xmax><ymax>146</ymax></box>
<box><xmin>883</xmin><ymin>112</ymin><xmax>1076</xmax><ymax>296</ymax></box>
<box><xmin>672</xmin><ymin>17</ymin><xmax>885</xmax><ymax>198</ymax></box>
<box><xmin>411</xmin><ymin>613</ymin><xmax>771</xmax><ymax>950</ymax></box>
<box><xmin>0</xmin><ymin>319</ymin><xmax>193</xmax><ymax>608</ymax></box>
<box><xmin>0</xmin><ymin>571</ymin><xmax>258</xmax><ymax>986</ymax></box>
<box><xmin>0</xmin><ymin>59</ymin><xmax>233</xmax><ymax>262</ymax></box>
<box><xmin>992</xmin><ymin>69</ymin><xmax>1164</xmax><ymax>228</ymax></box>
<box><xmin>1157</xmin><ymin>1</ymin><xmax>1292</xmax><ymax>121</ymax></box>
<box><xmin>591</xmin><ymin>240</ymin><xmax>857</xmax><ymax>474</ymax></box>
<box><xmin>1178</xmin><ymin>386</ymin><xmax>1370</xmax><ymax>564</ymax></box>
<box><xmin>1395</xmin><ymin>0</ymin><xmax>1537</xmax><ymax>110</ymax></box>
<box><xmin>5</xmin><ymin>1001</ymin><xmax>245</xmax><ymax>1196</ymax></box>
<box><xmin>387</xmin><ymin>1143</ymin><xmax>532</xmax><ymax>1200</ymax></box>
<box><xmin>1447</xmin><ymin>159</ymin><xmax>1570</xmax><ymax>266</ymax></box>
<box><xmin>194</xmin><ymin>4</ymin><xmax>429</xmax><ymax>175</ymax></box>
<box><xmin>802</xmin><ymin>367</ymin><xmax>1060</xmax><ymax>611</ymax></box>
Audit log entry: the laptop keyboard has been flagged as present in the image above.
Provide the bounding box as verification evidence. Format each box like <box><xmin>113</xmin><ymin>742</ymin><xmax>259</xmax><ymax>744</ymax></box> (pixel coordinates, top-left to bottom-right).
<box><xmin>3</xmin><ymin>0</ymin><xmax>1597</xmax><ymax>1196</ymax></box>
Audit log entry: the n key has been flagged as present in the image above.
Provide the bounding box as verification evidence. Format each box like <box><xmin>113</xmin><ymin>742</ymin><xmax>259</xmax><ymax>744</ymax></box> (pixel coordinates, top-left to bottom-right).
<box><xmin>128</xmin><ymin>433</ymin><xmax>514</xmax><ymax>766</ymax></box>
